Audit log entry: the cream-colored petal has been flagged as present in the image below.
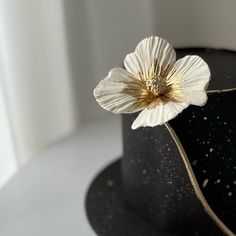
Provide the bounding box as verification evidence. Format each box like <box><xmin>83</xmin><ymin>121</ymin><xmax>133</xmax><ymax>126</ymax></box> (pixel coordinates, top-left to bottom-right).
<box><xmin>124</xmin><ymin>36</ymin><xmax>176</xmax><ymax>79</ymax></box>
<box><xmin>168</xmin><ymin>55</ymin><xmax>210</xmax><ymax>106</ymax></box>
<box><xmin>94</xmin><ymin>68</ymin><xmax>143</xmax><ymax>114</ymax></box>
<box><xmin>131</xmin><ymin>102</ymin><xmax>189</xmax><ymax>129</ymax></box>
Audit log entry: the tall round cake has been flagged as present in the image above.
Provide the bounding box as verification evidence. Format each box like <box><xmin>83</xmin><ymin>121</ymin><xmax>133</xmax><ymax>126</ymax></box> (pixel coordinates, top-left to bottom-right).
<box><xmin>86</xmin><ymin>48</ymin><xmax>236</xmax><ymax>236</ymax></box>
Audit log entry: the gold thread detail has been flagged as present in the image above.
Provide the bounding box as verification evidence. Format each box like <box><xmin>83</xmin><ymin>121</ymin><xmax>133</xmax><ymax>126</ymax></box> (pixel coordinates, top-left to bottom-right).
<box><xmin>207</xmin><ymin>88</ymin><xmax>236</xmax><ymax>94</ymax></box>
<box><xmin>164</xmin><ymin>122</ymin><xmax>235</xmax><ymax>236</ymax></box>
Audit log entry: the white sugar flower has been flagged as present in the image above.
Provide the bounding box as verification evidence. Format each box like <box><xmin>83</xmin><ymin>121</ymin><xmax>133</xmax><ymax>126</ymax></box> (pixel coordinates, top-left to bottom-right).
<box><xmin>94</xmin><ymin>36</ymin><xmax>210</xmax><ymax>129</ymax></box>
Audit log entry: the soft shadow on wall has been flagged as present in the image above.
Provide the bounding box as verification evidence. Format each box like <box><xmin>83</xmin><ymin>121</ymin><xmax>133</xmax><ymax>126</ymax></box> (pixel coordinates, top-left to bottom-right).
<box><xmin>152</xmin><ymin>0</ymin><xmax>236</xmax><ymax>49</ymax></box>
<box><xmin>63</xmin><ymin>0</ymin><xmax>154</xmax><ymax>124</ymax></box>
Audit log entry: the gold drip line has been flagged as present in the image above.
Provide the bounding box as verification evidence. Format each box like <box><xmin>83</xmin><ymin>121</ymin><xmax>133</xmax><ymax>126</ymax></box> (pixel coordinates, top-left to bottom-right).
<box><xmin>164</xmin><ymin>122</ymin><xmax>235</xmax><ymax>236</ymax></box>
<box><xmin>207</xmin><ymin>88</ymin><xmax>236</xmax><ymax>94</ymax></box>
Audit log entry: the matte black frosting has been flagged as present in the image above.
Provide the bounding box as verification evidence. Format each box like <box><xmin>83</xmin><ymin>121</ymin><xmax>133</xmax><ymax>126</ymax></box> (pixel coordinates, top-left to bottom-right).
<box><xmin>86</xmin><ymin>160</ymin><xmax>169</xmax><ymax>236</ymax></box>
<box><xmin>122</xmin><ymin>114</ymin><xmax>222</xmax><ymax>235</ymax></box>
<box><xmin>170</xmin><ymin>91</ymin><xmax>236</xmax><ymax>231</ymax></box>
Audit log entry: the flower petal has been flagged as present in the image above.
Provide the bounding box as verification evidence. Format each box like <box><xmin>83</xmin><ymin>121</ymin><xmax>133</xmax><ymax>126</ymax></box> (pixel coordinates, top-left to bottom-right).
<box><xmin>94</xmin><ymin>68</ymin><xmax>143</xmax><ymax>113</ymax></box>
<box><xmin>168</xmin><ymin>55</ymin><xmax>210</xmax><ymax>106</ymax></box>
<box><xmin>124</xmin><ymin>36</ymin><xmax>176</xmax><ymax>79</ymax></box>
<box><xmin>131</xmin><ymin>102</ymin><xmax>189</xmax><ymax>129</ymax></box>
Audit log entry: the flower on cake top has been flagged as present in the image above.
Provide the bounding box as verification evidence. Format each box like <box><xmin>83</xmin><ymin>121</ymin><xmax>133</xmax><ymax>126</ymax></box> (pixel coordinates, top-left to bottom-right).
<box><xmin>94</xmin><ymin>36</ymin><xmax>210</xmax><ymax>129</ymax></box>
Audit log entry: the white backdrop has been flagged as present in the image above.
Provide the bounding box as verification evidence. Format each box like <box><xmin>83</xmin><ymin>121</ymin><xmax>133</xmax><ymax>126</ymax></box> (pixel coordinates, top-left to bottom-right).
<box><xmin>0</xmin><ymin>0</ymin><xmax>235</xmax><ymax>187</ymax></box>
<box><xmin>0</xmin><ymin>0</ymin><xmax>77</xmax><ymax>187</ymax></box>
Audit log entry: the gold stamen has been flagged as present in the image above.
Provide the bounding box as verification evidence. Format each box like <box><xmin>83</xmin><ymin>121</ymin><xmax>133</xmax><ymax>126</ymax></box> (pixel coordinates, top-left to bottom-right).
<box><xmin>122</xmin><ymin>61</ymin><xmax>185</xmax><ymax>110</ymax></box>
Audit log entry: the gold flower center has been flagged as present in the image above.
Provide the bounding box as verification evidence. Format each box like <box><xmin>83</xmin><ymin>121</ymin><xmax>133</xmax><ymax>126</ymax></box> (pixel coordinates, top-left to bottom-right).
<box><xmin>146</xmin><ymin>77</ymin><xmax>167</xmax><ymax>94</ymax></box>
<box><xmin>122</xmin><ymin>62</ymin><xmax>185</xmax><ymax>110</ymax></box>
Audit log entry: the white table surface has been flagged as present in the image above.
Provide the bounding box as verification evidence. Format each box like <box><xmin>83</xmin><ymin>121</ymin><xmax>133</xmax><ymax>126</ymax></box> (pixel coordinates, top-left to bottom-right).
<box><xmin>0</xmin><ymin>117</ymin><xmax>122</xmax><ymax>236</ymax></box>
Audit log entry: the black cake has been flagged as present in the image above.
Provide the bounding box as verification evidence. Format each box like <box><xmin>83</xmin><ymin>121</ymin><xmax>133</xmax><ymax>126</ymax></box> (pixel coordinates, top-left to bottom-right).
<box><xmin>86</xmin><ymin>49</ymin><xmax>236</xmax><ymax>236</ymax></box>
